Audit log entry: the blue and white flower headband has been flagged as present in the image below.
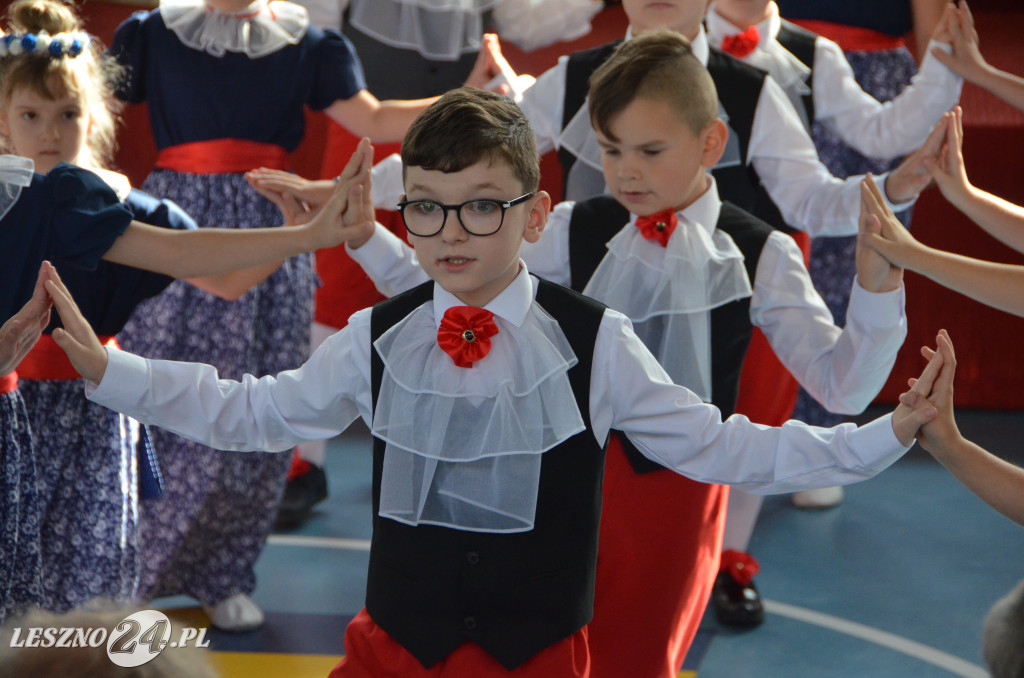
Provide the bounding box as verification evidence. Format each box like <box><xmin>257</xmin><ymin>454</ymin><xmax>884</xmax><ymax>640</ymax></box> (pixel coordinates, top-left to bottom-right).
<box><xmin>0</xmin><ymin>31</ymin><xmax>91</xmax><ymax>58</ymax></box>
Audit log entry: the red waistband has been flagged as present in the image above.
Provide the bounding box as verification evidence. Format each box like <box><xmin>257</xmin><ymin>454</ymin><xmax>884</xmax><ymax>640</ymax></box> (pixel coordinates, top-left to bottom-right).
<box><xmin>788</xmin><ymin>19</ymin><xmax>906</xmax><ymax>52</ymax></box>
<box><xmin>0</xmin><ymin>372</ymin><xmax>16</xmax><ymax>394</ymax></box>
<box><xmin>155</xmin><ymin>139</ymin><xmax>289</xmax><ymax>174</ymax></box>
<box><xmin>17</xmin><ymin>334</ymin><xmax>117</xmax><ymax>381</ymax></box>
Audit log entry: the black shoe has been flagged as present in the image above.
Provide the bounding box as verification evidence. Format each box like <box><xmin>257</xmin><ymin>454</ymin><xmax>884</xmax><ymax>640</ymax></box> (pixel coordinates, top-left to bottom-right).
<box><xmin>712</xmin><ymin>570</ymin><xmax>765</xmax><ymax>627</ymax></box>
<box><xmin>275</xmin><ymin>464</ymin><xmax>328</xmax><ymax>529</ymax></box>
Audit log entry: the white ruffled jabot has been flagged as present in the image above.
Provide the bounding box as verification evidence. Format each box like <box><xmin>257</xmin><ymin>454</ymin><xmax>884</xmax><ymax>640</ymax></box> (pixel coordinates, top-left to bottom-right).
<box><xmin>0</xmin><ymin>155</ymin><xmax>34</xmax><ymax>222</ymax></box>
<box><xmin>371</xmin><ymin>299</ymin><xmax>584</xmax><ymax>533</ymax></box>
<box><xmin>583</xmin><ymin>214</ymin><xmax>752</xmax><ymax>401</ymax></box>
<box><xmin>348</xmin><ymin>0</ymin><xmax>501</xmax><ymax>61</ymax></box>
<box><xmin>160</xmin><ymin>0</ymin><xmax>309</xmax><ymax>58</ymax></box>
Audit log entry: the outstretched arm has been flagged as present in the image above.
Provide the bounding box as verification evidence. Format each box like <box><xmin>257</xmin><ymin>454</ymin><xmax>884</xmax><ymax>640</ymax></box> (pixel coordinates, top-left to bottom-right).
<box><xmin>901</xmin><ymin>330</ymin><xmax>1024</xmax><ymax>526</ymax></box>
<box><xmin>0</xmin><ymin>262</ymin><xmax>55</xmax><ymax>376</ymax></box>
<box><xmin>860</xmin><ymin>173</ymin><xmax>1024</xmax><ymax>318</ymax></box>
<box><xmin>99</xmin><ymin>143</ymin><xmax>372</xmax><ymax>279</ymax></box>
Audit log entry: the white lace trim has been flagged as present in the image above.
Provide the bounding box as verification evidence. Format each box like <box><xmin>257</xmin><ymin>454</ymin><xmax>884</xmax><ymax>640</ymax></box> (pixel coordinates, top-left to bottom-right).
<box><xmin>161</xmin><ymin>0</ymin><xmax>309</xmax><ymax>58</ymax></box>
<box><xmin>371</xmin><ymin>300</ymin><xmax>585</xmax><ymax>532</ymax></box>
<box><xmin>583</xmin><ymin>215</ymin><xmax>752</xmax><ymax>400</ymax></box>
<box><xmin>0</xmin><ymin>155</ymin><xmax>34</xmax><ymax>222</ymax></box>
<box><xmin>347</xmin><ymin>0</ymin><xmax>501</xmax><ymax>61</ymax></box>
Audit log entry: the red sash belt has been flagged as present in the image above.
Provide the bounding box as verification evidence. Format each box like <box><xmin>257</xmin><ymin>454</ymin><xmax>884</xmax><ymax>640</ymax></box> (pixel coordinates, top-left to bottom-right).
<box><xmin>155</xmin><ymin>139</ymin><xmax>289</xmax><ymax>174</ymax></box>
<box><xmin>0</xmin><ymin>372</ymin><xmax>16</xmax><ymax>394</ymax></box>
<box><xmin>17</xmin><ymin>334</ymin><xmax>117</xmax><ymax>381</ymax></box>
<box><xmin>789</xmin><ymin>19</ymin><xmax>906</xmax><ymax>52</ymax></box>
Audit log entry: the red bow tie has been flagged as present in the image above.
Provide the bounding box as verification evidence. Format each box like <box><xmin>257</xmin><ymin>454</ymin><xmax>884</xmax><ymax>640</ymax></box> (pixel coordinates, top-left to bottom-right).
<box><xmin>635</xmin><ymin>210</ymin><xmax>679</xmax><ymax>247</ymax></box>
<box><xmin>437</xmin><ymin>306</ymin><xmax>499</xmax><ymax>368</ymax></box>
<box><xmin>721</xmin><ymin>25</ymin><xmax>760</xmax><ymax>59</ymax></box>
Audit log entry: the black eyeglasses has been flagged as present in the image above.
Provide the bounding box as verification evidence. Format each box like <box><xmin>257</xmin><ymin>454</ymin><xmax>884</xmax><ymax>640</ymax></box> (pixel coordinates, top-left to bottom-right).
<box><xmin>396</xmin><ymin>193</ymin><xmax>535</xmax><ymax>237</ymax></box>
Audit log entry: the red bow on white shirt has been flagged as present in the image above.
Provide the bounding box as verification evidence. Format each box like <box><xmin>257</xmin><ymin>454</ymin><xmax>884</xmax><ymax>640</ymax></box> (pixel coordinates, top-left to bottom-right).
<box><xmin>721</xmin><ymin>25</ymin><xmax>760</xmax><ymax>59</ymax></box>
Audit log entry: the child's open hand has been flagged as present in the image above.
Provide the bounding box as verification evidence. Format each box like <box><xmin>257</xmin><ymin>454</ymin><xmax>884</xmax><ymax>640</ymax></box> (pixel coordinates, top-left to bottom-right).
<box><xmin>0</xmin><ymin>261</ymin><xmax>54</xmax><ymax>376</ymax></box>
<box><xmin>881</xmin><ymin>110</ymin><xmax>947</xmax><ymax>203</ymax></box>
<box><xmin>924</xmin><ymin>107</ymin><xmax>973</xmax><ymax>205</ymax></box>
<box><xmin>891</xmin><ymin>332</ymin><xmax>948</xmax><ymax>447</ymax></box>
<box><xmin>931</xmin><ymin>1</ymin><xmax>987</xmax><ymax>83</ymax></box>
<box><xmin>858</xmin><ymin>174</ymin><xmax>926</xmax><ymax>271</ymax></box>
<box><xmin>246</xmin><ymin>168</ymin><xmax>337</xmax><ymax>226</ymax></box>
<box><xmin>46</xmin><ymin>266</ymin><xmax>108</xmax><ymax>385</ymax></box>
<box><xmin>855</xmin><ymin>177</ymin><xmax>904</xmax><ymax>293</ymax></box>
<box><xmin>900</xmin><ymin>330</ymin><xmax>959</xmax><ymax>453</ymax></box>
<box><xmin>306</xmin><ymin>137</ymin><xmax>376</xmax><ymax>250</ymax></box>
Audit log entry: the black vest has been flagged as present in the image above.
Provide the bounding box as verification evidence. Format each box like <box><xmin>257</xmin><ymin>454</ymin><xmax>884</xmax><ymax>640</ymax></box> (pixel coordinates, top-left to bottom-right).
<box><xmin>559</xmin><ymin>40</ymin><xmax>797</xmax><ymax>234</ymax></box>
<box><xmin>567</xmin><ymin>196</ymin><xmax>773</xmax><ymax>473</ymax></box>
<box><xmin>366</xmin><ymin>280</ymin><xmax>608</xmax><ymax>670</ymax></box>
<box><xmin>776</xmin><ymin>20</ymin><xmax>818</xmax><ymax>124</ymax></box>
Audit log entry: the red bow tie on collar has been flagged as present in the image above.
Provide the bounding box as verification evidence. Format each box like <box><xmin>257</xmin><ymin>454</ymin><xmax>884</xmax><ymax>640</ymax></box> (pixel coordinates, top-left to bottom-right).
<box><xmin>635</xmin><ymin>210</ymin><xmax>679</xmax><ymax>248</ymax></box>
<box><xmin>437</xmin><ymin>306</ymin><xmax>500</xmax><ymax>368</ymax></box>
<box><xmin>721</xmin><ymin>25</ymin><xmax>760</xmax><ymax>59</ymax></box>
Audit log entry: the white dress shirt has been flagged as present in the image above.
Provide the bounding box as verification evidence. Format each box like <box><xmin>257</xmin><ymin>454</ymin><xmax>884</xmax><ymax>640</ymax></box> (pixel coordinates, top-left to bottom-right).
<box><xmin>704</xmin><ymin>2</ymin><xmax>962</xmax><ymax>159</ymax></box>
<box><xmin>349</xmin><ymin>179</ymin><xmax>906</xmax><ymax>414</ymax></box>
<box><xmin>87</xmin><ymin>265</ymin><xmax>910</xmax><ymax>495</ymax></box>
<box><xmin>516</xmin><ymin>26</ymin><xmax>915</xmax><ymax>236</ymax></box>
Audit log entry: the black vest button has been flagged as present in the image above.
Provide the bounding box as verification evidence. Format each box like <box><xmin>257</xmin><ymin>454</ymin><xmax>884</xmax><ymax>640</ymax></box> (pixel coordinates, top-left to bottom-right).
<box><xmin>463</xmin><ymin>616</ymin><xmax>477</xmax><ymax>630</ymax></box>
<box><xmin>465</xmin><ymin>551</ymin><xmax>480</xmax><ymax>565</ymax></box>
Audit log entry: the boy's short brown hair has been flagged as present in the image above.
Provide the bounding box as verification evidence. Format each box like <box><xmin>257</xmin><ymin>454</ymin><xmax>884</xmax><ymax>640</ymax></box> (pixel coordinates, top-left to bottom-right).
<box><xmin>401</xmin><ymin>87</ymin><xmax>540</xmax><ymax>193</ymax></box>
<box><xmin>588</xmin><ymin>29</ymin><xmax>719</xmax><ymax>140</ymax></box>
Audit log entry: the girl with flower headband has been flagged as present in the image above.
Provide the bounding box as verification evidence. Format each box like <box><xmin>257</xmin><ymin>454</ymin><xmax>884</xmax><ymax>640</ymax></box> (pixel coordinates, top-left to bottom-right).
<box><xmin>0</xmin><ymin>0</ymin><xmax>368</xmax><ymax>623</ymax></box>
<box><xmin>107</xmin><ymin>0</ymin><xmax>504</xmax><ymax>631</ymax></box>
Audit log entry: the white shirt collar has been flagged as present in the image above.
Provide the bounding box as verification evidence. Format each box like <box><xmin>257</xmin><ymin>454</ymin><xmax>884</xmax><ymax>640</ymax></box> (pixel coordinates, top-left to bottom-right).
<box><xmin>625</xmin><ymin>175</ymin><xmax>723</xmax><ymax>241</ymax></box>
<box><xmin>705</xmin><ymin>2</ymin><xmax>781</xmax><ymax>49</ymax></box>
<box><xmin>432</xmin><ymin>262</ymin><xmax>536</xmax><ymax>329</ymax></box>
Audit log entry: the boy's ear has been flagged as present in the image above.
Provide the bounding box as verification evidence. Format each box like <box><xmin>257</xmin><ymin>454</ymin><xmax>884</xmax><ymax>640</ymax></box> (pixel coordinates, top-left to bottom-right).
<box><xmin>522</xmin><ymin>190</ymin><xmax>551</xmax><ymax>244</ymax></box>
<box><xmin>700</xmin><ymin>119</ymin><xmax>729</xmax><ymax>169</ymax></box>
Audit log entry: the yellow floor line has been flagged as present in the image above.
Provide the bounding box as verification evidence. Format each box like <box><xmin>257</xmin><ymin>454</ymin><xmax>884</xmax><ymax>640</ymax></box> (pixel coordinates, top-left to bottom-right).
<box><xmin>211</xmin><ymin>651</ymin><xmax>342</xmax><ymax>678</ymax></box>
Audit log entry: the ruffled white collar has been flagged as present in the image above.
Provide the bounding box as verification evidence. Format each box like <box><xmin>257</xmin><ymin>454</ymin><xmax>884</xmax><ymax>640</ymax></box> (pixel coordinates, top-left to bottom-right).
<box><xmin>371</xmin><ymin>266</ymin><xmax>585</xmax><ymax>533</ymax></box>
<box><xmin>0</xmin><ymin>155</ymin><xmax>33</xmax><ymax>222</ymax></box>
<box><xmin>347</xmin><ymin>0</ymin><xmax>501</xmax><ymax>60</ymax></box>
<box><xmin>582</xmin><ymin>179</ymin><xmax>752</xmax><ymax>400</ymax></box>
<box><xmin>705</xmin><ymin>3</ymin><xmax>812</xmax><ymax>99</ymax></box>
<box><xmin>160</xmin><ymin>0</ymin><xmax>309</xmax><ymax>58</ymax></box>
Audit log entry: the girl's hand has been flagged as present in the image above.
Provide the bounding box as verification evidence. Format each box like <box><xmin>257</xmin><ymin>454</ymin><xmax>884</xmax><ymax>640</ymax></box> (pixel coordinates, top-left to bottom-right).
<box><xmin>465</xmin><ymin>33</ymin><xmax>511</xmax><ymax>94</ymax></box>
<box><xmin>0</xmin><ymin>261</ymin><xmax>54</xmax><ymax>376</ymax></box>
<box><xmin>306</xmin><ymin>138</ymin><xmax>377</xmax><ymax>249</ymax></box>
<box><xmin>858</xmin><ymin>175</ymin><xmax>927</xmax><ymax>271</ymax></box>
<box><xmin>855</xmin><ymin>178</ymin><xmax>903</xmax><ymax>293</ymax></box>
<box><xmin>901</xmin><ymin>330</ymin><xmax>960</xmax><ymax>453</ymax></box>
<box><xmin>46</xmin><ymin>266</ymin><xmax>108</xmax><ymax>384</ymax></box>
<box><xmin>246</xmin><ymin>169</ymin><xmax>336</xmax><ymax>224</ymax></box>
<box><xmin>891</xmin><ymin>332</ymin><xmax>945</xmax><ymax>447</ymax></box>
<box><xmin>924</xmin><ymin>107</ymin><xmax>973</xmax><ymax>205</ymax></box>
<box><xmin>931</xmin><ymin>1</ymin><xmax>988</xmax><ymax>83</ymax></box>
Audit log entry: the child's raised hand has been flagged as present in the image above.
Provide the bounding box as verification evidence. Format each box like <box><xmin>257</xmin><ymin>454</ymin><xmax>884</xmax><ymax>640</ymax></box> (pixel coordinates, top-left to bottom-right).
<box><xmin>0</xmin><ymin>261</ymin><xmax>54</xmax><ymax>376</ymax></box>
<box><xmin>855</xmin><ymin>177</ymin><xmax>904</xmax><ymax>293</ymax></box>
<box><xmin>890</xmin><ymin>332</ymin><xmax>946</xmax><ymax>447</ymax></box>
<box><xmin>858</xmin><ymin>174</ymin><xmax>926</xmax><ymax>270</ymax></box>
<box><xmin>881</xmin><ymin>110</ymin><xmax>947</xmax><ymax>203</ymax></box>
<box><xmin>924</xmin><ymin>107</ymin><xmax>973</xmax><ymax>205</ymax></box>
<box><xmin>246</xmin><ymin>168</ymin><xmax>337</xmax><ymax>225</ymax></box>
<box><xmin>465</xmin><ymin>33</ymin><xmax>511</xmax><ymax>93</ymax></box>
<box><xmin>900</xmin><ymin>330</ymin><xmax>960</xmax><ymax>453</ymax></box>
<box><xmin>931</xmin><ymin>1</ymin><xmax>988</xmax><ymax>83</ymax></box>
<box><xmin>46</xmin><ymin>266</ymin><xmax>108</xmax><ymax>384</ymax></box>
<box><xmin>306</xmin><ymin>137</ymin><xmax>376</xmax><ymax>249</ymax></box>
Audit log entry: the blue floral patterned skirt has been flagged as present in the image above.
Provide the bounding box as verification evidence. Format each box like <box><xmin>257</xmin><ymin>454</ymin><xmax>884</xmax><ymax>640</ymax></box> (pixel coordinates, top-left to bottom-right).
<box><xmin>791</xmin><ymin>47</ymin><xmax>918</xmax><ymax>426</ymax></box>
<box><xmin>19</xmin><ymin>378</ymin><xmax>140</xmax><ymax>612</ymax></box>
<box><xmin>117</xmin><ymin>171</ymin><xmax>314</xmax><ymax>605</ymax></box>
<box><xmin>1</xmin><ymin>389</ymin><xmax>42</xmax><ymax>623</ymax></box>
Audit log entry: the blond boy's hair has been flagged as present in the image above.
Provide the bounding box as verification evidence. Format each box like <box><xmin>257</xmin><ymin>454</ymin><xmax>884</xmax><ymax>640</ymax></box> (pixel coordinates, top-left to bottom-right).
<box><xmin>402</xmin><ymin>87</ymin><xmax>540</xmax><ymax>193</ymax></box>
<box><xmin>588</xmin><ymin>29</ymin><xmax>719</xmax><ymax>140</ymax></box>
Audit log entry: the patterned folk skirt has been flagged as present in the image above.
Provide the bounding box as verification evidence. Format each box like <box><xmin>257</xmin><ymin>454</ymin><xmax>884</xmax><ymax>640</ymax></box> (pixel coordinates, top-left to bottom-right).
<box><xmin>117</xmin><ymin>170</ymin><xmax>315</xmax><ymax>605</ymax></box>
<box><xmin>1</xmin><ymin>389</ymin><xmax>42</xmax><ymax>623</ymax></box>
<box><xmin>791</xmin><ymin>46</ymin><xmax>918</xmax><ymax>426</ymax></box>
<box><xmin>19</xmin><ymin>378</ymin><xmax>141</xmax><ymax>612</ymax></box>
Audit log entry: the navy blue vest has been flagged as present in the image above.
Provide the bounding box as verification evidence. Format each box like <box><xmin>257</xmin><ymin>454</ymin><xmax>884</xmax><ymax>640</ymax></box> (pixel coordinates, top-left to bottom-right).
<box><xmin>567</xmin><ymin>196</ymin><xmax>773</xmax><ymax>473</ymax></box>
<box><xmin>777</xmin><ymin>19</ymin><xmax>819</xmax><ymax>124</ymax></box>
<box><xmin>366</xmin><ymin>279</ymin><xmax>608</xmax><ymax>670</ymax></box>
